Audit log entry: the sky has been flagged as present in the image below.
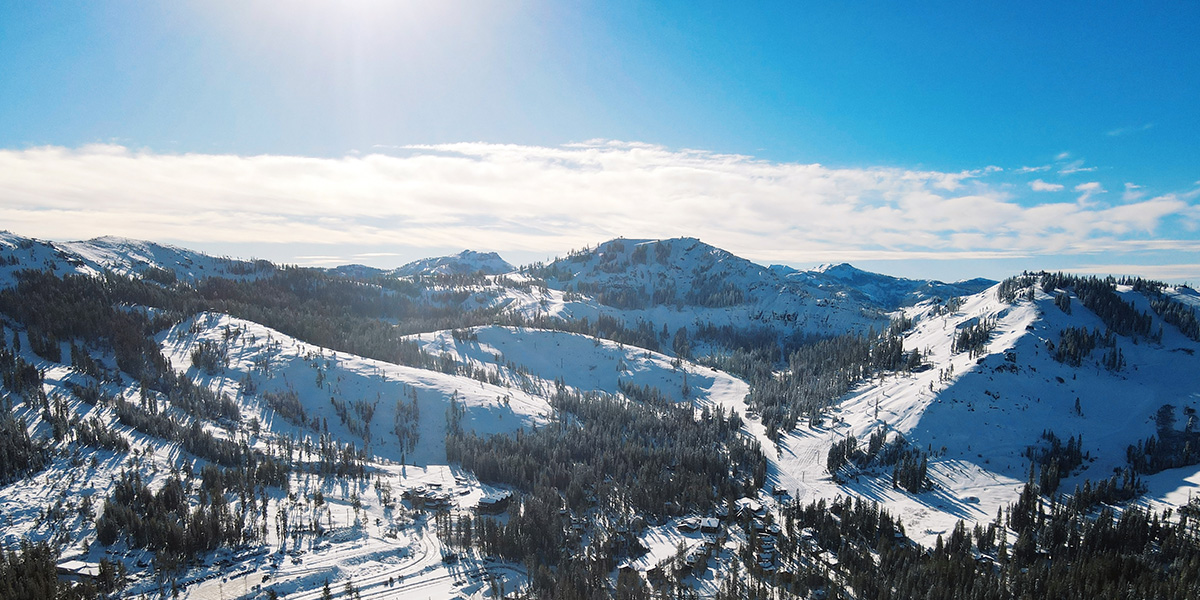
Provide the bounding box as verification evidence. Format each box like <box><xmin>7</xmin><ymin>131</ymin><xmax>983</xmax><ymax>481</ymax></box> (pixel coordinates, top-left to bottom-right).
<box><xmin>1</xmin><ymin>1</ymin><xmax>1198</xmax><ymax>282</ymax></box>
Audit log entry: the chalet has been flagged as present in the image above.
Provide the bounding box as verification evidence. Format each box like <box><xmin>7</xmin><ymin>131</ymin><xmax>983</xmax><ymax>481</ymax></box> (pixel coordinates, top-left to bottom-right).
<box><xmin>735</xmin><ymin>498</ymin><xmax>764</xmax><ymax>519</ymax></box>
<box><xmin>476</xmin><ymin>491</ymin><xmax>513</xmax><ymax>514</ymax></box>
<box><xmin>699</xmin><ymin>517</ymin><xmax>720</xmax><ymax>534</ymax></box>
<box><xmin>676</xmin><ymin>517</ymin><xmax>700</xmax><ymax>532</ymax></box>
<box><xmin>57</xmin><ymin>560</ymin><xmax>101</xmax><ymax>583</ymax></box>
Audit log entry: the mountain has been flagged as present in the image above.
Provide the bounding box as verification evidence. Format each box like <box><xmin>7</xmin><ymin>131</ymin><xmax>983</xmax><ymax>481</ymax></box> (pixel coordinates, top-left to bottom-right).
<box><xmin>792</xmin><ymin>262</ymin><xmax>994</xmax><ymax>309</ymax></box>
<box><xmin>529</xmin><ymin>236</ymin><xmax>861</xmax><ymax>340</ymax></box>
<box><xmin>328</xmin><ymin>264</ymin><xmax>387</xmax><ymax>279</ymax></box>
<box><xmin>2</xmin><ymin>230</ymin><xmax>1200</xmax><ymax>599</ymax></box>
<box><xmin>517</xmin><ymin>237</ymin><xmax>989</xmax><ymax>343</ymax></box>
<box><xmin>531</xmin><ymin>237</ymin><xmax>989</xmax><ymax>310</ymax></box>
<box><xmin>0</xmin><ymin>231</ymin><xmax>273</xmax><ymax>287</ymax></box>
<box><xmin>392</xmin><ymin>249</ymin><xmax>514</xmax><ymax>276</ymax></box>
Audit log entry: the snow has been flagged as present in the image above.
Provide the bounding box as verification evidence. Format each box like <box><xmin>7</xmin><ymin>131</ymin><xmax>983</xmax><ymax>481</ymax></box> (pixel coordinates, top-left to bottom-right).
<box><xmin>159</xmin><ymin>313</ymin><xmax>552</xmax><ymax>466</ymax></box>
<box><xmin>405</xmin><ymin>325</ymin><xmax>741</xmax><ymax>405</ymax></box>
<box><xmin>178</xmin><ymin>463</ymin><xmax>528</xmax><ymax>600</ymax></box>
<box><xmin>0</xmin><ymin>310</ymin><xmax>544</xmax><ymax>599</ymax></box>
<box><xmin>754</xmin><ymin>282</ymin><xmax>1200</xmax><ymax>545</ymax></box>
<box><xmin>402</xmin><ymin>280</ymin><xmax>1200</xmax><ymax>549</ymax></box>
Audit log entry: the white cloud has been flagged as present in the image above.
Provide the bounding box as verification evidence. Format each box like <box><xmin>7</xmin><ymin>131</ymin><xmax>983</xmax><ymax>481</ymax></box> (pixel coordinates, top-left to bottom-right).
<box><xmin>294</xmin><ymin>255</ymin><xmax>346</xmax><ymax>264</ymax></box>
<box><xmin>0</xmin><ymin>142</ymin><xmax>1192</xmax><ymax>267</ymax></box>
<box><xmin>1074</xmin><ymin>181</ymin><xmax>1105</xmax><ymax>203</ymax></box>
<box><xmin>1029</xmin><ymin>179</ymin><xmax>1064</xmax><ymax>192</ymax></box>
<box><xmin>1059</xmin><ymin>159</ymin><xmax>1098</xmax><ymax>175</ymax></box>
<box><xmin>1106</xmin><ymin>123</ymin><xmax>1154</xmax><ymax>137</ymax></box>
<box><xmin>1016</xmin><ymin>165</ymin><xmax>1051</xmax><ymax>174</ymax></box>
<box><xmin>353</xmin><ymin>252</ymin><xmax>405</xmax><ymax>258</ymax></box>
<box><xmin>1123</xmin><ymin>182</ymin><xmax>1145</xmax><ymax>202</ymax></box>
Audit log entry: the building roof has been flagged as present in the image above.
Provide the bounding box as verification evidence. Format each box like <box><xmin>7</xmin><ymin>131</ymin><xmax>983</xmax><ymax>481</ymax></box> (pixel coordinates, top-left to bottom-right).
<box><xmin>57</xmin><ymin>560</ymin><xmax>101</xmax><ymax>579</ymax></box>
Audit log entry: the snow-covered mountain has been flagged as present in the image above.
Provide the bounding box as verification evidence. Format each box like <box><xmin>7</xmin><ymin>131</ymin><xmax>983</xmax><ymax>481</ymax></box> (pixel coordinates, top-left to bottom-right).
<box><xmin>392</xmin><ymin>250</ymin><xmax>514</xmax><ymax>277</ymax></box>
<box><xmin>0</xmin><ymin>231</ymin><xmax>273</xmax><ymax>287</ymax></box>
<box><xmin>789</xmin><ymin>262</ymin><xmax>994</xmax><ymax>309</ymax></box>
<box><xmin>533</xmin><ymin>237</ymin><xmax>989</xmax><ymax>310</ymax></box>
<box><xmin>328</xmin><ymin>264</ymin><xmax>387</xmax><ymax>279</ymax></box>
<box><xmin>4</xmin><ymin>230</ymin><xmax>1200</xmax><ymax>599</ymax></box>
<box><xmin>512</xmin><ymin>237</ymin><xmax>991</xmax><ymax>342</ymax></box>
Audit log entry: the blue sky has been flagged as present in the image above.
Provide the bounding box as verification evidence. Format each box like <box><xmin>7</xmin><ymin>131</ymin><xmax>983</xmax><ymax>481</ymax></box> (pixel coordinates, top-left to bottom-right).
<box><xmin>1</xmin><ymin>1</ymin><xmax>1198</xmax><ymax>282</ymax></box>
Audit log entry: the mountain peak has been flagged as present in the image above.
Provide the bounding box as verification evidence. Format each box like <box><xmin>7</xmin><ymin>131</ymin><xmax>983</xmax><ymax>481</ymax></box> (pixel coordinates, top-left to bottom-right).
<box><xmin>813</xmin><ymin>262</ymin><xmax>865</xmax><ymax>279</ymax></box>
<box><xmin>393</xmin><ymin>249</ymin><xmax>514</xmax><ymax>276</ymax></box>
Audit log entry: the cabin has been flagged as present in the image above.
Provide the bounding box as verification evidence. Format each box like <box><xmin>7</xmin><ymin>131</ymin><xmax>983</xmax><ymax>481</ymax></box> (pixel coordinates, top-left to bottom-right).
<box><xmin>699</xmin><ymin>517</ymin><xmax>720</xmax><ymax>534</ymax></box>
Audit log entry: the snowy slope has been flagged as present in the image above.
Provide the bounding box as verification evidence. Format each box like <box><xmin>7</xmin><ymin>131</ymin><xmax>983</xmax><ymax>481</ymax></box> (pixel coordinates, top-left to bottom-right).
<box><xmin>0</xmin><ymin>230</ymin><xmax>85</xmax><ymax>285</ymax></box>
<box><xmin>406</xmin><ymin>325</ymin><xmax>749</xmax><ymax>408</ymax></box>
<box><xmin>0</xmin><ymin>313</ymin><xmax>538</xmax><ymax>599</ymax></box>
<box><xmin>760</xmin><ymin>281</ymin><xmax>1200</xmax><ymax>544</ymax></box>
<box><xmin>158</xmin><ymin>313</ymin><xmax>551</xmax><ymax>466</ymax></box>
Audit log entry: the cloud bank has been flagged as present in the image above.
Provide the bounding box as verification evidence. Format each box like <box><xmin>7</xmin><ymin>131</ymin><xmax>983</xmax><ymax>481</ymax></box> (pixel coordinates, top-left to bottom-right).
<box><xmin>0</xmin><ymin>142</ymin><xmax>1195</xmax><ymax>269</ymax></box>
